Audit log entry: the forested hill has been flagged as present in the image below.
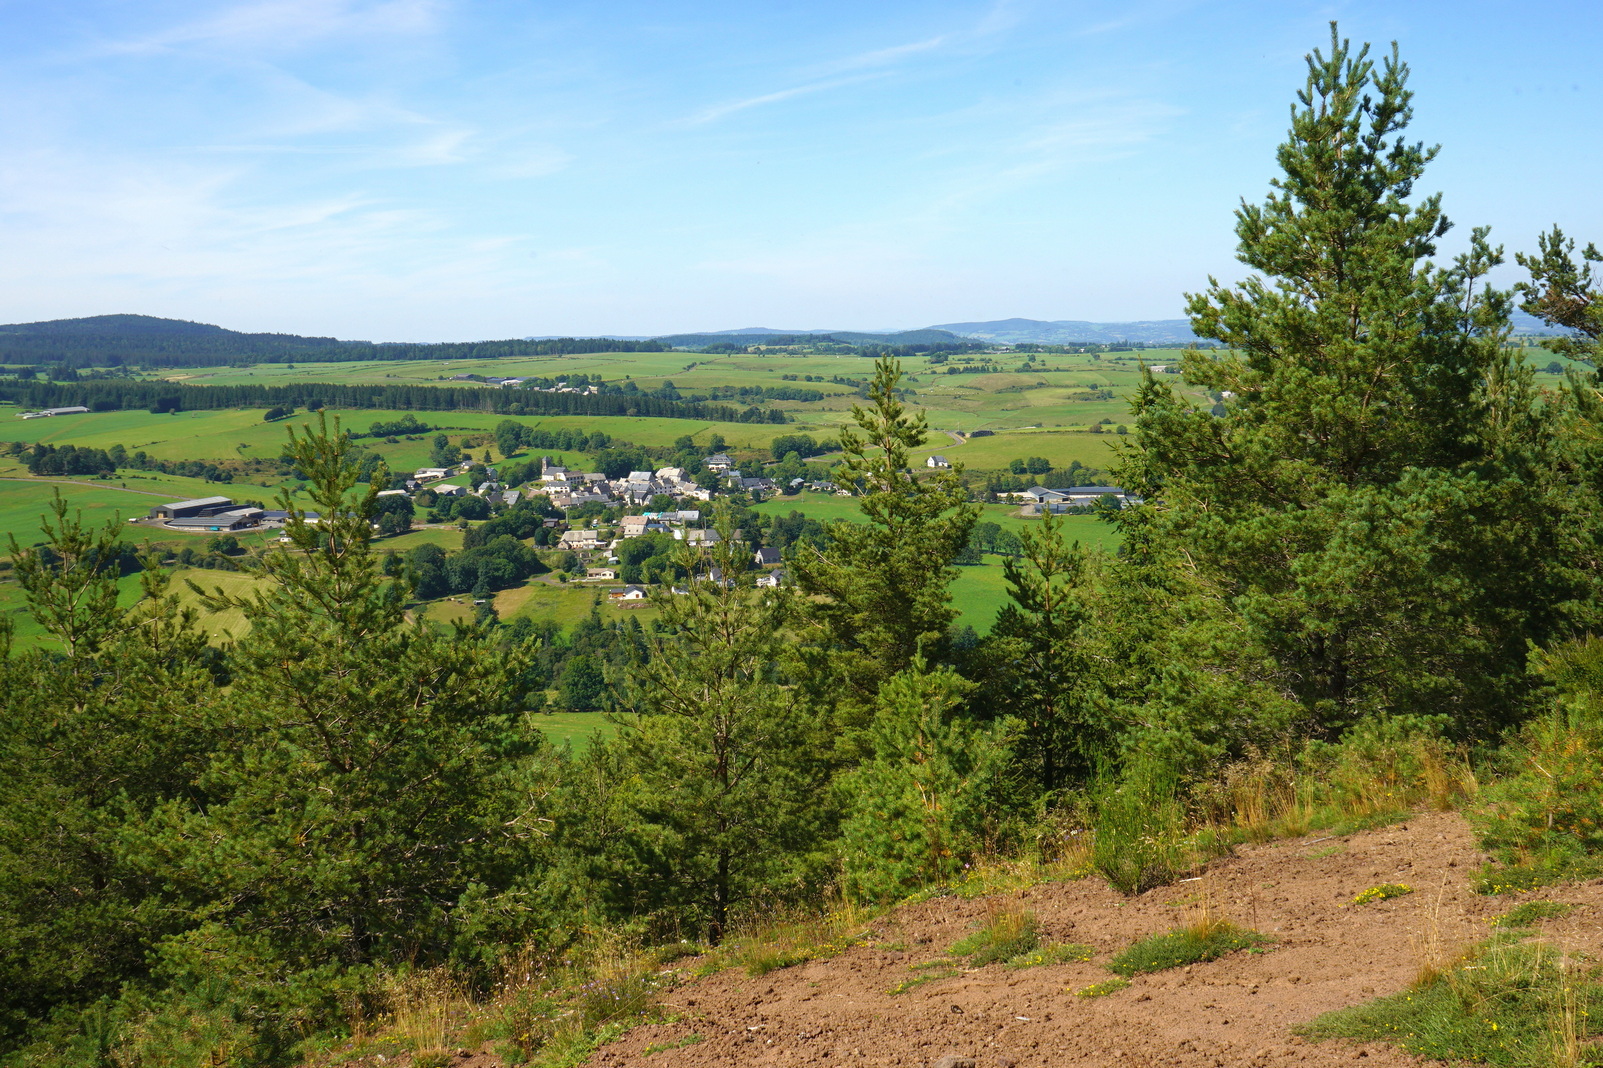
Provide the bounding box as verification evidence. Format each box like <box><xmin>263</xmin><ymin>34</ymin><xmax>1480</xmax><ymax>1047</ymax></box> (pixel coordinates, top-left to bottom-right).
<box><xmin>0</xmin><ymin>315</ymin><xmax>670</xmax><ymax>369</ymax></box>
<box><xmin>0</xmin><ymin>377</ymin><xmax>785</xmax><ymax>423</ymax></box>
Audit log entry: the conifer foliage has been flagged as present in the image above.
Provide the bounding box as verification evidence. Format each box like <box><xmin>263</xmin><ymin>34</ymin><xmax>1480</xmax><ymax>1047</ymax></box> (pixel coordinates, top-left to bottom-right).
<box><xmin>1128</xmin><ymin>24</ymin><xmax>1553</xmax><ymax>736</ymax></box>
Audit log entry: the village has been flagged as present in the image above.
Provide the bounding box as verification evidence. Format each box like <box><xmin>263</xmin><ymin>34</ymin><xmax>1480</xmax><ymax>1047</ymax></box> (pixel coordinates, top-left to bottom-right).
<box><xmin>133</xmin><ymin>446</ymin><xmax>1132</xmax><ymax>609</ymax></box>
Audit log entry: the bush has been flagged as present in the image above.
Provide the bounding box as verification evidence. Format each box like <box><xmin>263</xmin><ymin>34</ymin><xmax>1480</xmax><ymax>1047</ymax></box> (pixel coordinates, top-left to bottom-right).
<box><xmin>1090</xmin><ymin>764</ymin><xmax>1196</xmax><ymax>895</ymax></box>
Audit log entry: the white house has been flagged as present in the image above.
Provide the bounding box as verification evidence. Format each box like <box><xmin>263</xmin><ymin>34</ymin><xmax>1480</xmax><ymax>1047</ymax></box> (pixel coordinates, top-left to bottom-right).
<box><xmin>926</xmin><ymin>454</ymin><xmax>951</xmax><ymax>468</ymax></box>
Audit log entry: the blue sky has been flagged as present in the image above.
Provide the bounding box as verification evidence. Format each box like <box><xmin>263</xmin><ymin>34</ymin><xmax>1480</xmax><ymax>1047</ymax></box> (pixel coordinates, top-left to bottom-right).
<box><xmin>2</xmin><ymin>0</ymin><xmax>1599</xmax><ymax>340</ymax></box>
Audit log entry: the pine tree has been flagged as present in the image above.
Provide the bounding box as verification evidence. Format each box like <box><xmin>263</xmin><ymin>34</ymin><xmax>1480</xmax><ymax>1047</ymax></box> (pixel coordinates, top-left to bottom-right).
<box><xmin>130</xmin><ymin>414</ymin><xmax>541</xmax><ymax>1012</ymax></box>
<box><xmin>789</xmin><ymin>356</ymin><xmax>978</xmax><ymax>714</ymax></box>
<box><xmin>0</xmin><ymin>500</ymin><xmax>221</xmax><ymax>1051</ymax></box>
<box><xmin>1517</xmin><ymin>228</ymin><xmax>1603</xmax><ymax>363</ymax></box>
<box><xmin>607</xmin><ymin>510</ymin><xmax>830</xmax><ymax>944</ymax></box>
<box><xmin>982</xmin><ymin>513</ymin><xmax>1098</xmax><ymax>794</ymax></box>
<box><xmin>837</xmin><ymin>661</ymin><xmax>1009</xmax><ymax>902</ymax></box>
<box><xmin>1128</xmin><ymin>25</ymin><xmax>1553</xmax><ymax>736</ymax></box>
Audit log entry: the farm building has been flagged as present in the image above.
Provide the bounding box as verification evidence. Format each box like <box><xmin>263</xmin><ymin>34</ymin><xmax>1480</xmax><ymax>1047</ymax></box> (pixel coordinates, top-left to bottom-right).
<box><xmin>164</xmin><ymin>507</ymin><xmax>265</xmax><ymax>532</ymax></box>
<box><xmin>149</xmin><ymin>496</ymin><xmax>235</xmax><ymax>521</ymax></box>
<box><xmin>17</xmin><ymin>406</ymin><xmax>91</xmax><ymax>419</ymax></box>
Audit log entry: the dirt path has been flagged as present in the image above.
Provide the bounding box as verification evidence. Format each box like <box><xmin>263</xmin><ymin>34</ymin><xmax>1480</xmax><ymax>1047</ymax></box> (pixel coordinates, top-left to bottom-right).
<box><xmin>0</xmin><ymin>476</ymin><xmax>182</xmax><ymax>499</ymax></box>
<box><xmin>591</xmin><ymin>812</ymin><xmax>1603</xmax><ymax>1068</ymax></box>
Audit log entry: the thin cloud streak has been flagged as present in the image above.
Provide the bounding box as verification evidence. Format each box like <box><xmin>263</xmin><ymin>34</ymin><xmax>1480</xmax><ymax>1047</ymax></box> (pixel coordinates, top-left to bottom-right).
<box><xmin>680</xmin><ymin>72</ymin><xmax>890</xmax><ymax>126</ymax></box>
<box><xmin>94</xmin><ymin>0</ymin><xmax>443</xmax><ymax>56</ymax></box>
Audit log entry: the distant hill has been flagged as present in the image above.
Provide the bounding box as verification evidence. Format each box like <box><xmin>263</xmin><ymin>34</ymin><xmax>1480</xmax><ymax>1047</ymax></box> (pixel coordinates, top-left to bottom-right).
<box><xmin>0</xmin><ymin>315</ymin><xmax>670</xmax><ymax>368</ymax></box>
<box><xmin>929</xmin><ymin>318</ymin><xmax>1198</xmax><ymax>345</ymax></box>
<box><xmin>932</xmin><ymin>312</ymin><xmax>1573</xmax><ymax>343</ymax></box>
<box><xmin>652</xmin><ymin>328</ymin><xmax>972</xmax><ymax>349</ymax></box>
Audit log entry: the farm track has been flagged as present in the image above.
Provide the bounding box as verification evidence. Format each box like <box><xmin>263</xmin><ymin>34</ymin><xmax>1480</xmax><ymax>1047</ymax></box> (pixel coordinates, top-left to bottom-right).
<box><xmin>0</xmin><ymin>476</ymin><xmax>182</xmax><ymax>498</ymax></box>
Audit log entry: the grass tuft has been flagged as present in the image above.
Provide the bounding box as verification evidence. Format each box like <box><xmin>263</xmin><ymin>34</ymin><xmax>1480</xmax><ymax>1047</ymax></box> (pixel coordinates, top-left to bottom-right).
<box><xmin>1075</xmin><ymin>978</ymin><xmax>1131</xmax><ymax>998</ymax></box>
<box><xmin>1004</xmin><ymin>943</ymin><xmax>1096</xmax><ymax>969</ymax></box>
<box><xmin>950</xmin><ymin>901</ymin><xmax>1039</xmax><ymax>965</ymax></box>
<box><xmin>1352</xmin><ymin>882</ymin><xmax>1414</xmax><ymax>905</ymax></box>
<box><xmin>1492</xmin><ymin>901</ymin><xmax>1578</xmax><ymax>929</ymax></box>
<box><xmin>1108</xmin><ymin>916</ymin><xmax>1271</xmax><ymax>977</ymax></box>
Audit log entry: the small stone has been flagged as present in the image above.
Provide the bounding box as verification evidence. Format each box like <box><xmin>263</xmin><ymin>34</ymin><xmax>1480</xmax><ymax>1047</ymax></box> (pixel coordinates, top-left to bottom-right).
<box><xmin>932</xmin><ymin>1057</ymin><xmax>976</xmax><ymax>1068</ymax></box>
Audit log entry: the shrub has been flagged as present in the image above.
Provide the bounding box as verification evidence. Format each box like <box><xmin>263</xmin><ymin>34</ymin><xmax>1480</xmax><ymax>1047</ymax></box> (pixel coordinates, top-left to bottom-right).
<box><xmin>1469</xmin><ymin>637</ymin><xmax>1603</xmax><ymax>881</ymax></box>
<box><xmin>1108</xmin><ymin>917</ymin><xmax>1271</xmax><ymax>977</ymax></box>
<box><xmin>1090</xmin><ymin>764</ymin><xmax>1194</xmax><ymax>895</ymax></box>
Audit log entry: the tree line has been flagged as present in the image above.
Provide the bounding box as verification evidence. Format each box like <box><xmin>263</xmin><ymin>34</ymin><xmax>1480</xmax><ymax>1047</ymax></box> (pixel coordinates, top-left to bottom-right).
<box><xmin>0</xmin><ymin>378</ymin><xmax>786</xmax><ymax>423</ymax></box>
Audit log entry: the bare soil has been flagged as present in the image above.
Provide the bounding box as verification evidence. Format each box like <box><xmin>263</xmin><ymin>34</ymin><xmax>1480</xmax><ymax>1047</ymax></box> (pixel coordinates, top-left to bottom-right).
<box><xmin>588</xmin><ymin>811</ymin><xmax>1603</xmax><ymax>1068</ymax></box>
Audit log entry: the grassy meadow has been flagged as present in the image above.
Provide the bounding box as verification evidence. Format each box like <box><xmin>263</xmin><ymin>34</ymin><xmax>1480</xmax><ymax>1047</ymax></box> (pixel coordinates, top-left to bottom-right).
<box><xmin>753</xmin><ymin>491</ymin><xmax>1121</xmax><ymax>630</ymax></box>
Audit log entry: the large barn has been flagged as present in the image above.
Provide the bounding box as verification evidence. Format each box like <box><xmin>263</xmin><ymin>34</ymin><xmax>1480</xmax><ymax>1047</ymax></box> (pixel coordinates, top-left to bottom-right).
<box><xmin>148</xmin><ymin>496</ymin><xmax>235</xmax><ymax>521</ymax></box>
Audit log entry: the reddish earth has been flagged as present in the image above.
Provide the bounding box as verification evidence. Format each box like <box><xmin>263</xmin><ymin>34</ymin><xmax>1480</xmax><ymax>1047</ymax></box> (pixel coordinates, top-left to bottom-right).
<box><xmin>590</xmin><ymin>811</ymin><xmax>1603</xmax><ymax>1068</ymax></box>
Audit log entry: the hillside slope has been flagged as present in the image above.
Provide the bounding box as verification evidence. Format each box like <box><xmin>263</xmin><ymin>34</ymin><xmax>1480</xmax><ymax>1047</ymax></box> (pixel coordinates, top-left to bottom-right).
<box><xmin>585</xmin><ymin>812</ymin><xmax>1600</xmax><ymax>1067</ymax></box>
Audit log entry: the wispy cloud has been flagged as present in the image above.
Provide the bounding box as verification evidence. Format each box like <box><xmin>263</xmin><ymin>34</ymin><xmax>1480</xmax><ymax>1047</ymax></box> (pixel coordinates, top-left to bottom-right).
<box><xmin>681</xmin><ymin>72</ymin><xmax>890</xmax><ymax>126</ymax></box>
<box><xmin>97</xmin><ymin>0</ymin><xmax>442</xmax><ymax>56</ymax></box>
<box><xmin>813</xmin><ymin>35</ymin><xmax>949</xmax><ymax>76</ymax></box>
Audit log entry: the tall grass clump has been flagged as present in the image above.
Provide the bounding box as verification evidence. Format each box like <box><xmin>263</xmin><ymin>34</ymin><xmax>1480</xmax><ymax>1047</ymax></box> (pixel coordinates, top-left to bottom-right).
<box><xmin>950</xmin><ymin>901</ymin><xmax>1040</xmax><ymax>966</ymax></box>
<box><xmin>1090</xmin><ymin>762</ymin><xmax>1202</xmax><ymax>895</ymax></box>
<box><xmin>490</xmin><ymin>943</ymin><xmax>667</xmax><ymax>1067</ymax></box>
<box><xmin>1108</xmin><ymin>912</ymin><xmax>1271</xmax><ymax>977</ymax></box>
<box><xmin>1470</xmin><ymin>637</ymin><xmax>1603</xmax><ymax>893</ymax></box>
<box><xmin>385</xmin><ymin>969</ymin><xmax>470</xmax><ymax>1067</ymax></box>
<box><xmin>1202</xmin><ymin>719</ymin><xmax>1476</xmax><ymax>843</ymax></box>
<box><xmin>712</xmin><ymin>896</ymin><xmax>878</xmax><ymax>977</ymax></box>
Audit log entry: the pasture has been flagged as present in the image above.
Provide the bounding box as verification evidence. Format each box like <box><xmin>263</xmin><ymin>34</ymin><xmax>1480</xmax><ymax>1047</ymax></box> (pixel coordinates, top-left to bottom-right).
<box><xmin>532</xmin><ymin>710</ymin><xmax>617</xmax><ymax>751</ymax></box>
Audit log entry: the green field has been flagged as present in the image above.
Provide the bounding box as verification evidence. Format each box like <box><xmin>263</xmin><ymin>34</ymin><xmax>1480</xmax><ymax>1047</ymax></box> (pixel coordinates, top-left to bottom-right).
<box><xmin>754</xmin><ymin>491</ymin><xmax>1123</xmax><ymax>543</ymax></box>
<box><xmin>0</xmin><ymin>563</ymin><xmax>265</xmax><ymax>647</ymax></box>
<box><xmin>0</xmin><ymin>477</ymin><xmax>182</xmax><ymax>549</ymax></box>
<box><xmin>532</xmin><ymin>710</ymin><xmax>617</xmax><ymax>751</ymax></box>
<box><xmin>0</xmin><ymin>345</ymin><xmax>1191</xmax><ymax>484</ymax></box>
<box><xmin>751</xmin><ymin>491</ymin><xmax>1121</xmax><ymax>631</ymax></box>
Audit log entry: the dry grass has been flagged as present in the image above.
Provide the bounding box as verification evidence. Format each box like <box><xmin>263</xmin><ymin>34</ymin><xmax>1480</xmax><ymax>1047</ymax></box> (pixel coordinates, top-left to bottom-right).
<box><xmin>1205</xmin><ymin>734</ymin><xmax>1478</xmax><ymax>845</ymax></box>
<box><xmin>710</xmin><ymin>896</ymin><xmax>880</xmax><ymax>977</ymax></box>
<box><xmin>382</xmin><ymin>969</ymin><xmax>470</xmax><ymax>1065</ymax></box>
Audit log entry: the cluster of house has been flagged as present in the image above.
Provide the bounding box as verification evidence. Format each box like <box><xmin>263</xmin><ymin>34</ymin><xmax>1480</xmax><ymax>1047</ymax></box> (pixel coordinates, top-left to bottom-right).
<box><xmin>594</xmin><ymin>544</ymin><xmax>788</xmax><ymax>604</ymax></box>
<box><xmin>16</xmin><ymin>406</ymin><xmax>90</xmax><ymax>420</ymax></box>
<box><xmin>408</xmin><ymin>452</ymin><xmax>794</xmax><ymax>511</ymax></box>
